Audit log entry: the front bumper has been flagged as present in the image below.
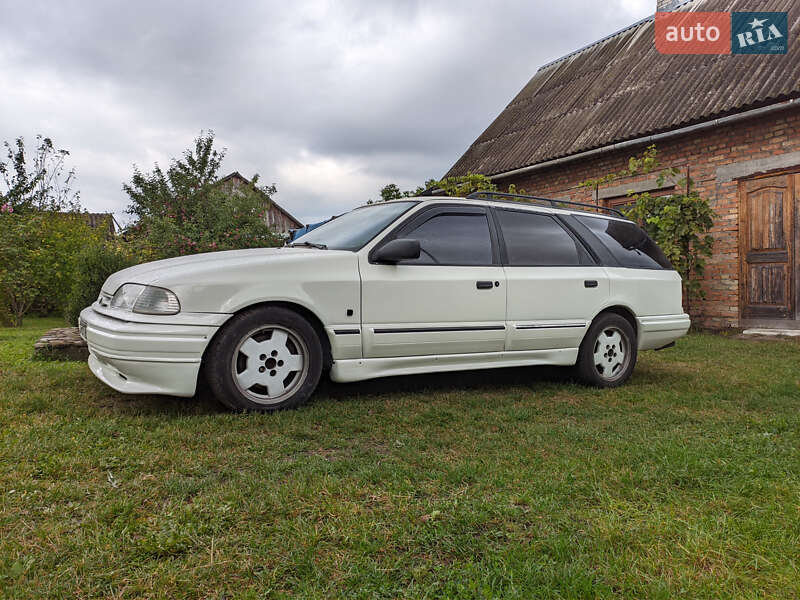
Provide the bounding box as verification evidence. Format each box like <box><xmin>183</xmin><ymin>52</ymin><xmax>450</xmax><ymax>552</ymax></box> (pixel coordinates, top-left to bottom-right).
<box><xmin>79</xmin><ymin>305</ymin><xmax>223</xmax><ymax>397</ymax></box>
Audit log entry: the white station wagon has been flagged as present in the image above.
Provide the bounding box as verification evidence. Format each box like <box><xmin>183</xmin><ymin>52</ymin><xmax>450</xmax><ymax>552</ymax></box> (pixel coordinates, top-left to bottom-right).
<box><xmin>80</xmin><ymin>193</ymin><xmax>690</xmax><ymax>411</ymax></box>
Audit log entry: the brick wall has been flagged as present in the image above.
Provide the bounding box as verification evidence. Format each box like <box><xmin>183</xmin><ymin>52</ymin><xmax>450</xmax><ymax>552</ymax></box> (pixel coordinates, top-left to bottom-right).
<box><xmin>496</xmin><ymin>108</ymin><xmax>800</xmax><ymax>329</ymax></box>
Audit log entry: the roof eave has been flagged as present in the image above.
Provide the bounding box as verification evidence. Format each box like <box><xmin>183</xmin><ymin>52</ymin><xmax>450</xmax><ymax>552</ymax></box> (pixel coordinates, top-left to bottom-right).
<box><xmin>485</xmin><ymin>98</ymin><xmax>800</xmax><ymax>181</ymax></box>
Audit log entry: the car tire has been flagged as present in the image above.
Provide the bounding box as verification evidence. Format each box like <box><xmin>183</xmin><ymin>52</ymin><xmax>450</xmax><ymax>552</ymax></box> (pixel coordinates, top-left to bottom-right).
<box><xmin>204</xmin><ymin>306</ymin><xmax>323</xmax><ymax>412</ymax></box>
<box><xmin>575</xmin><ymin>313</ymin><xmax>637</xmax><ymax>388</ymax></box>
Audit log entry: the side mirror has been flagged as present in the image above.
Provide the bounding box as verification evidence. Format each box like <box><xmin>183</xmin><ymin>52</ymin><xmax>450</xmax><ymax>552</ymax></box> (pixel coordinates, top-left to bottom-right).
<box><xmin>373</xmin><ymin>238</ymin><xmax>421</xmax><ymax>263</ymax></box>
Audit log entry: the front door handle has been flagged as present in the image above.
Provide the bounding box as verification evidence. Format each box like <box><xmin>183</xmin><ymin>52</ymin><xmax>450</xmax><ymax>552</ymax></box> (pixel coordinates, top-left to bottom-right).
<box><xmin>476</xmin><ymin>281</ymin><xmax>495</xmax><ymax>290</ymax></box>
<box><xmin>584</xmin><ymin>280</ymin><xmax>598</xmax><ymax>288</ymax></box>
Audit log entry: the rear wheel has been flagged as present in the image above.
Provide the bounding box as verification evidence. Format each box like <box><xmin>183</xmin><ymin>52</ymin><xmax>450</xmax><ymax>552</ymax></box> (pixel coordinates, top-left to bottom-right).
<box><xmin>205</xmin><ymin>306</ymin><xmax>323</xmax><ymax>411</ymax></box>
<box><xmin>576</xmin><ymin>313</ymin><xmax>637</xmax><ymax>387</ymax></box>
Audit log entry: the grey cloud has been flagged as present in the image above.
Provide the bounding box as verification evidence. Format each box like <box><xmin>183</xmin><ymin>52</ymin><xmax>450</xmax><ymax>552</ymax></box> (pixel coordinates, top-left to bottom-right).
<box><xmin>0</xmin><ymin>0</ymin><xmax>653</xmax><ymax>223</ymax></box>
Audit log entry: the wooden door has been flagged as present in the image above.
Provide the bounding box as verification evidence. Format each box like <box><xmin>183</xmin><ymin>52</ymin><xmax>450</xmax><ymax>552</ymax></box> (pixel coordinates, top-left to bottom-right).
<box><xmin>740</xmin><ymin>174</ymin><xmax>796</xmax><ymax>320</ymax></box>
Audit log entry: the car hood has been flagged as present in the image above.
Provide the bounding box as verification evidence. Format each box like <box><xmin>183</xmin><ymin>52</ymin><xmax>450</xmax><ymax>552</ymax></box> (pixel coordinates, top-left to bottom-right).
<box><xmin>103</xmin><ymin>247</ymin><xmax>347</xmax><ymax>294</ymax></box>
<box><xmin>102</xmin><ymin>245</ymin><xmax>361</xmax><ymax>316</ymax></box>
<box><xmin>103</xmin><ymin>248</ymin><xmax>290</xmax><ymax>294</ymax></box>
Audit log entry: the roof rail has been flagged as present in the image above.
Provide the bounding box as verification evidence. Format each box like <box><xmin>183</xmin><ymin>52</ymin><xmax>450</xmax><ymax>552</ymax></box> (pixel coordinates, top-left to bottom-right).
<box><xmin>465</xmin><ymin>191</ymin><xmax>626</xmax><ymax>218</ymax></box>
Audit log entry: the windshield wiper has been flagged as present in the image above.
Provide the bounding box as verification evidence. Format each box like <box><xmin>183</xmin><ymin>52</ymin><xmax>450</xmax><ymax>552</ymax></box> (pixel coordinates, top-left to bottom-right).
<box><xmin>290</xmin><ymin>241</ymin><xmax>328</xmax><ymax>249</ymax></box>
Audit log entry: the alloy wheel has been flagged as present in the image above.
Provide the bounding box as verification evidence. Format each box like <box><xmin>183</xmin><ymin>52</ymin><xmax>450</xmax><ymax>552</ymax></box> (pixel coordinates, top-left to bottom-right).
<box><xmin>592</xmin><ymin>326</ymin><xmax>630</xmax><ymax>382</ymax></box>
<box><xmin>231</xmin><ymin>325</ymin><xmax>309</xmax><ymax>405</ymax></box>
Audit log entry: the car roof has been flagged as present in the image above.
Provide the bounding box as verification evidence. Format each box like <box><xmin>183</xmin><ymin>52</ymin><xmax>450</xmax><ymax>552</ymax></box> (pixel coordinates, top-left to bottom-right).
<box><xmin>379</xmin><ymin>195</ymin><xmax>632</xmax><ymax>223</ymax></box>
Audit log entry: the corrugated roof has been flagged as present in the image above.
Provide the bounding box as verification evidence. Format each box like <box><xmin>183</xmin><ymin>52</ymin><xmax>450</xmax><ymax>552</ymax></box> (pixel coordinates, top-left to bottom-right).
<box><xmin>446</xmin><ymin>0</ymin><xmax>800</xmax><ymax>177</ymax></box>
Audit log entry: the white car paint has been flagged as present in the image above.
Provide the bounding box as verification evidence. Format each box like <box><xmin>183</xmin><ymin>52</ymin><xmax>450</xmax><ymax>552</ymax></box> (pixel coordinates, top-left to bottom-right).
<box><xmin>359</xmin><ymin>260</ymin><xmax>507</xmax><ymax>358</ymax></box>
<box><xmin>79</xmin><ymin>197</ymin><xmax>690</xmax><ymax>397</ymax></box>
<box><xmin>503</xmin><ymin>265</ymin><xmax>608</xmax><ymax>352</ymax></box>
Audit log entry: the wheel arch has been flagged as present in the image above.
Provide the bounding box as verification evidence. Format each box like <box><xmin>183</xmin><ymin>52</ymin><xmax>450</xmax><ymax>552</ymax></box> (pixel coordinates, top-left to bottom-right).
<box><xmin>201</xmin><ymin>300</ymin><xmax>333</xmax><ymax>372</ymax></box>
<box><xmin>589</xmin><ymin>305</ymin><xmax>638</xmax><ymax>339</ymax></box>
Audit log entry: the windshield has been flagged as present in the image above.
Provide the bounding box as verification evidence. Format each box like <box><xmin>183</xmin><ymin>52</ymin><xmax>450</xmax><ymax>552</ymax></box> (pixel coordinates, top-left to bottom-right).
<box><xmin>292</xmin><ymin>201</ymin><xmax>418</xmax><ymax>251</ymax></box>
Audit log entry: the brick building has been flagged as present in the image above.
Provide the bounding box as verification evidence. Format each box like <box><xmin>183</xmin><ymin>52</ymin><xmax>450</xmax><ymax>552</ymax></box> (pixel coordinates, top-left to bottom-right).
<box><xmin>218</xmin><ymin>171</ymin><xmax>303</xmax><ymax>235</ymax></box>
<box><xmin>445</xmin><ymin>0</ymin><xmax>799</xmax><ymax>330</ymax></box>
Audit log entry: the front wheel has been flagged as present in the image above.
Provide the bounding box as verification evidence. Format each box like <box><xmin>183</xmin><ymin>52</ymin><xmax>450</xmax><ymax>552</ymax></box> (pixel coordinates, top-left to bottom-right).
<box><xmin>204</xmin><ymin>306</ymin><xmax>323</xmax><ymax>412</ymax></box>
<box><xmin>575</xmin><ymin>313</ymin><xmax>637</xmax><ymax>387</ymax></box>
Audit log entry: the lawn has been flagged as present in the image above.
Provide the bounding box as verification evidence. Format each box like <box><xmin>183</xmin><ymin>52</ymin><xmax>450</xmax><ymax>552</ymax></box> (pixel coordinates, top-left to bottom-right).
<box><xmin>1</xmin><ymin>318</ymin><xmax>800</xmax><ymax>599</ymax></box>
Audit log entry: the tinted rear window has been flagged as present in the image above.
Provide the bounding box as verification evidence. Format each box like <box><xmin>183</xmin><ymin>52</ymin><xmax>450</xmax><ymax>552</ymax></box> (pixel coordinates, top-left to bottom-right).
<box><xmin>577</xmin><ymin>216</ymin><xmax>673</xmax><ymax>270</ymax></box>
<box><xmin>496</xmin><ymin>209</ymin><xmax>590</xmax><ymax>266</ymax></box>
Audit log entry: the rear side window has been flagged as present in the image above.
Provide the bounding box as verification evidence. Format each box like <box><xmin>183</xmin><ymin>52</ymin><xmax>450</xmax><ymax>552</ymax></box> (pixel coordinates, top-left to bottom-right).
<box><xmin>577</xmin><ymin>216</ymin><xmax>673</xmax><ymax>269</ymax></box>
<box><xmin>496</xmin><ymin>209</ymin><xmax>590</xmax><ymax>266</ymax></box>
<box><xmin>401</xmin><ymin>212</ymin><xmax>493</xmax><ymax>265</ymax></box>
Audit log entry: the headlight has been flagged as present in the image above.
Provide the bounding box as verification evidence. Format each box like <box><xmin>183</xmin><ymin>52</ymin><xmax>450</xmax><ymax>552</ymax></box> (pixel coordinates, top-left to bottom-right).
<box><xmin>111</xmin><ymin>284</ymin><xmax>180</xmax><ymax>315</ymax></box>
<box><xmin>110</xmin><ymin>283</ymin><xmax>145</xmax><ymax>311</ymax></box>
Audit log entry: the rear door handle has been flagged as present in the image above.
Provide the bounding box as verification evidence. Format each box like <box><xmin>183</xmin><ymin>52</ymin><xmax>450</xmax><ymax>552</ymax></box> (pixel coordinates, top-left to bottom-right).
<box><xmin>476</xmin><ymin>281</ymin><xmax>495</xmax><ymax>290</ymax></box>
<box><xmin>584</xmin><ymin>280</ymin><xmax>598</xmax><ymax>288</ymax></box>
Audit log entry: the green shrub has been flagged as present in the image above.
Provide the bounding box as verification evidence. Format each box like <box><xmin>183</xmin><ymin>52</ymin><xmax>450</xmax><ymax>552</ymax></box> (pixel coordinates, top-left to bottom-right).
<box><xmin>1</xmin><ymin>134</ymin><xmax>94</xmax><ymax>326</ymax></box>
<box><xmin>38</xmin><ymin>213</ymin><xmax>106</xmax><ymax>316</ymax></box>
<box><xmin>0</xmin><ymin>294</ymin><xmax>11</xmax><ymax>326</ymax></box>
<box><xmin>0</xmin><ymin>212</ymin><xmax>103</xmax><ymax>326</ymax></box>
<box><xmin>625</xmin><ymin>191</ymin><xmax>714</xmax><ymax>302</ymax></box>
<box><xmin>124</xmin><ymin>132</ymin><xmax>283</xmax><ymax>261</ymax></box>
<box><xmin>64</xmin><ymin>242</ymin><xmax>137</xmax><ymax>325</ymax></box>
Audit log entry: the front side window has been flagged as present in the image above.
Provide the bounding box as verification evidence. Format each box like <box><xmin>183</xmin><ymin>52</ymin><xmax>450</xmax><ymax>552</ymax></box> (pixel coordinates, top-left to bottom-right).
<box><xmin>400</xmin><ymin>212</ymin><xmax>493</xmax><ymax>265</ymax></box>
<box><xmin>292</xmin><ymin>201</ymin><xmax>418</xmax><ymax>251</ymax></box>
<box><xmin>496</xmin><ymin>209</ymin><xmax>589</xmax><ymax>266</ymax></box>
<box><xmin>577</xmin><ymin>216</ymin><xmax>673</xmax><ymax>269</ymax></box>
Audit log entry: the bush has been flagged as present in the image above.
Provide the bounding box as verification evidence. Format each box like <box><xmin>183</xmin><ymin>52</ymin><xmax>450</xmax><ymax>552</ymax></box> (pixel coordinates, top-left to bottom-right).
<box><xmin>124</xmin><ymin>132</ymin><xmax>283</xmax><ymax>260</ymax></box>
<box><xmin>0</xmin><ymin>213</ymin><xmax>38</xmax><ymax>326</ymax></box>
<box><xmin>626</xmin><ymin>190</ymin><xmax>714</xmax><ymax>302</ymax></box>
<box><xmin>64</xmin><ymin>242</ymin><xmax>137</xmax><ymax>325</ymax></box>
<box><xmin>38</xmin><ymin>213</ymin><xmax>107</xmax><ymax>315</ymax></box>
<box><xmin>0</xmin><ymin>295</ymin><xmax>12</xmax><ymax>326</ymax></box>
<box><xmin>0</xmin><ymin>212</ymin><xmax>103</xmax><ymax>326</ymax></box>
<box><xmin>375</xmin><ymin>173</ymin><xmax>497</xmax><ymax>201</ymax></box>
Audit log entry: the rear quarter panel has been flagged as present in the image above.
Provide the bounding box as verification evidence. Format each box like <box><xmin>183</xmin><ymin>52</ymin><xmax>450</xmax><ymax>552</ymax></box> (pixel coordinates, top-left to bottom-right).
<box><xmin>603</xmin><ymin>267</ymin><xmax>684</xmax><ymax>316</ymax></box>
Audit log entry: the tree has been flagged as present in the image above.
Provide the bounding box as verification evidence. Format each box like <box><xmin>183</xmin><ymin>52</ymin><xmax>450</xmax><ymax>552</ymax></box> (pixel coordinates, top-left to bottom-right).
<box><xmin>368</xmin><ymin>183</ymin><xmax>423</xmax><ymax>204</ymax></box>
<box><xmin>430</xmin><ymin>173</ymin><xmax>496</xmax><ymax>197</ymax></box>
<box><xmin>0</xmin><ymin>135</ymin><xmax>93</xmax><ymax>326</ymax></box>
<box><xmin>0</xmin><ymin>211</ymin><xmax>102</xmax><ymax>326</ymax></box>
<box><xmin>0</xmin><ymin>215</ymin><xmax>38</xmax><ymax>326</ymax></box>
<box><xmin>0</xmin><ymin>135</ymin><xmax>80</xmax><ymax>213</ymax></box>
<box><xmin>123</xmin><ymin>131</ymin><xmax>282</xmax><ymax>259</ymax></box>
<box><xmin>580</xmin><ymin>145</ymin><xmax>715</xmax><ymax>304</ymax></box>
<box><xmin>379</xmin><ymin>184</ymin><xmax>404</xmax><ymax>202</ymax></box>
<box><xmin>375</xmin><ymin>173</ymin><xmax>497</xmax><ymax>202</ymax></box>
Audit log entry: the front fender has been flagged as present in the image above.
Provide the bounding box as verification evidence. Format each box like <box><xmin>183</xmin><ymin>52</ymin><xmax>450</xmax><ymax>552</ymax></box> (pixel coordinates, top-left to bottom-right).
<box><xmin>164</xmin><ymin>252</ymin><xmax>362</xmax><ymax>328</ymax></box>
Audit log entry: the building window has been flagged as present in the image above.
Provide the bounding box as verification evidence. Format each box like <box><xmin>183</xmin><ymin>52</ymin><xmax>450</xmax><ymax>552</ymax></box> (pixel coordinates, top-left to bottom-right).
<box><xmin>605</xmin><ymin>196</ymin><xmax>635</xmax><ymax>216</ymax></box>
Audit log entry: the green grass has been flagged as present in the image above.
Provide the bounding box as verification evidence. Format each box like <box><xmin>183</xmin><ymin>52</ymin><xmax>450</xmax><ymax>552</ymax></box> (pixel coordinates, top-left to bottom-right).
<box><xmin>2</xmin><ymin>318</ymin><xmax>800</xmax><ymax>598</ymax></box>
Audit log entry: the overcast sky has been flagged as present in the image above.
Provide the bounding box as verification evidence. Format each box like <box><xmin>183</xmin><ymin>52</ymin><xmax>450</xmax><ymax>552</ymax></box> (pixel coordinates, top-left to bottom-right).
<box><xmin>0</xmin><ymin>0</ymin><xmax>653</xmax><ymax>225</ymax></box>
